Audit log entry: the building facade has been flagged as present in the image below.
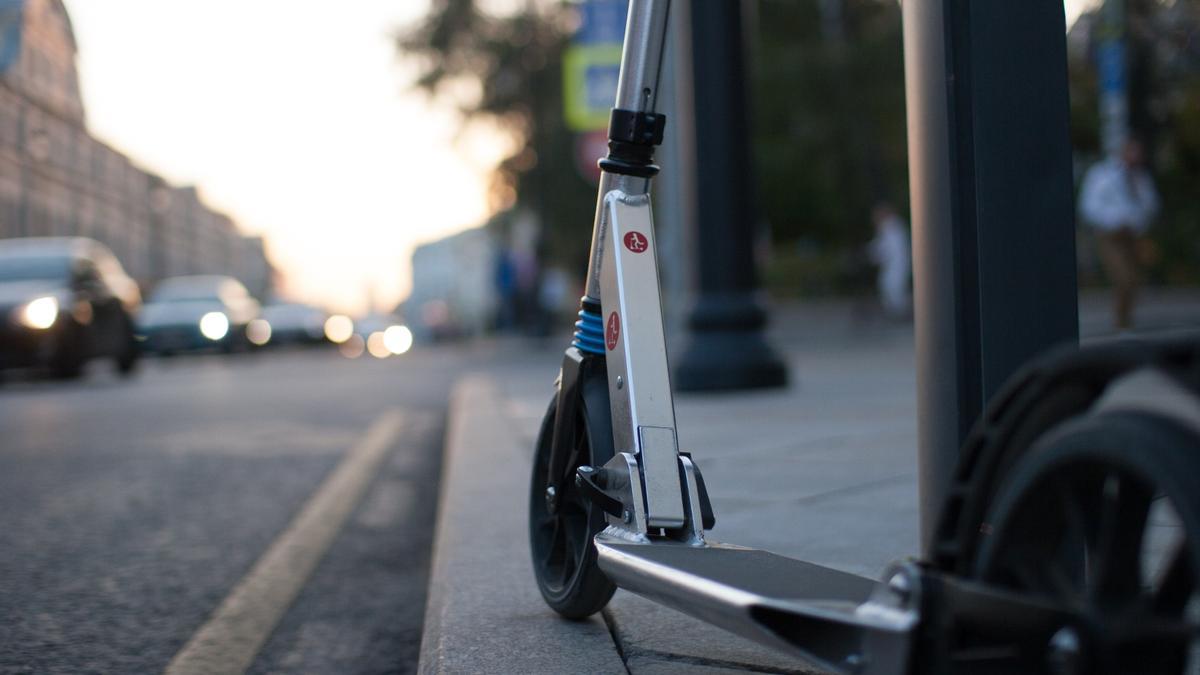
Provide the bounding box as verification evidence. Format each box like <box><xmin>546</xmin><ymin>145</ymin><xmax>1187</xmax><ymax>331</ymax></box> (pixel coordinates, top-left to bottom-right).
<box><xmin>406</xmin><ymin>226</ymin><xmax>495</xmax><ymax>340</ymax></box>
<box><xmin>0</xmin><ymin>0</ymin><xmax>273</xmax><ymax>298</ymax></box>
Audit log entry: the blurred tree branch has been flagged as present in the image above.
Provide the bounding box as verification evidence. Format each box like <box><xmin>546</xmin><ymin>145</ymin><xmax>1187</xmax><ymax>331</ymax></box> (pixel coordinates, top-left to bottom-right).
<box><xmin>397</xmin><ymin>0</ymin><xmax>596</xmax><ymax>273</ymax></box>
<box><xmin>753</xmin><ymin>0</ymin><xmax>908</xmax><ymax>296</ymax></box>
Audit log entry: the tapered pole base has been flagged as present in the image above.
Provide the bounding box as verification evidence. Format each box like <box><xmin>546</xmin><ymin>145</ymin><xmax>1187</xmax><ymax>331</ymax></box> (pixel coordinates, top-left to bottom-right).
<box><xmin>673</xmin><ymin>293</ymin><xmax>788</xmax><ymax>392</ymax></box>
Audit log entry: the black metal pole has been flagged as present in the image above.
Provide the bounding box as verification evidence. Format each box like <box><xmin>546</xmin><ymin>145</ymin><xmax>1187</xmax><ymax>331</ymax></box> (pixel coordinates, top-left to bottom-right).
<box><xmin>902</xmin><ymin>0</ymin><xmax>1079</xmax><ymax>550</ymax></box>
<box><xmin>673</xmin><ymin>1</ymin><xmax>786</xmax><ymax>392</ymax></box>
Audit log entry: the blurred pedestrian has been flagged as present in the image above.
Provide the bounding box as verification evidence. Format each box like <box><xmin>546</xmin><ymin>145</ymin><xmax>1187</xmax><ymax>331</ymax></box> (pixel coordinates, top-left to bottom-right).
<box><xmin>493</xmin><ymin>248</ymin><xmax>517</xmax><ymax>331</ymax></box>
<box><xmin>1079</xmin><ymin>138</ymin><xmax>1160</xmax><ymax>330</ymax></box>
<box><xmin>868</xmin><ymin>203</ymin><xmax>911</xmax><ymax>319</ymax></box>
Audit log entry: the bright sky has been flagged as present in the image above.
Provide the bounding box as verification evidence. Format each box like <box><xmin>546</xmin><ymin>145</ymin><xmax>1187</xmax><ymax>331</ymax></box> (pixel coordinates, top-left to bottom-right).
<box><xmin>1066</xmin><ymin>0</ymin><xmax>1102</xmax><ymax>25</ymax></box>
<box><xmin>63</xmin><ymin>0</ymin><xmax>509</xmax><ymax>315</ymax></box>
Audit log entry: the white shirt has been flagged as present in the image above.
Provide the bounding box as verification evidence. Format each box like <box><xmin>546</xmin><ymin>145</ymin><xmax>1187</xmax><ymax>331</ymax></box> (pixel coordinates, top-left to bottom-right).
<box><xmin>869</xmin><ymin>216</ymin><xmax>910</xmax><ymax>276</ymax></box>
<box><xmin>1079</xmin><ymin>158</ymin><xmax>1160</xmax><ymax>233</ymax></box>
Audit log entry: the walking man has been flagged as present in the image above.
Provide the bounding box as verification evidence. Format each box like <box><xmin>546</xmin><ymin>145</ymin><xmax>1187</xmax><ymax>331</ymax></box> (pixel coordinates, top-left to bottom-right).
<box><xmin>1079</xmin><ymin>138</ymin><xmax>1160</xmax><ymax>330</ymax></box>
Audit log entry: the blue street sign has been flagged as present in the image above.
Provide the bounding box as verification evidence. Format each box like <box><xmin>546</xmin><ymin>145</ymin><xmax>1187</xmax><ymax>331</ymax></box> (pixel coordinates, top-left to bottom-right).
<box><xmin>563</xmin><ymin>0</ymin><xmax>628</xmax><ymax>131</ymax></box>
<box><xmin>584</xmin><ymin>63</ymin><xmax>620</xmax><ymax>111</ymax></box>
<box><xmin>575</xmin><ymin>0</ymin><xmax>628</xmax><ymax>46</ymax></box>
<box><xmin>1098</xmin><ymin>41</ymin><xmax>1126</xmax><ymax>95</ymax></box>
<box><xmin>0</xmin><ymin>0</ymin><xmax>23</xmax><ymax>74</ymax></box>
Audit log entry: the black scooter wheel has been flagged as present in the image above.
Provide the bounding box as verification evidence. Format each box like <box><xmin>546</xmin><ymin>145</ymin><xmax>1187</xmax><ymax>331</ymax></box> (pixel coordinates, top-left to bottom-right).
<box><xmin>528</xmin><ymin>373</ymin><xmax>617</xmax><ymax>619</ymax></box>
<box><xmin>970</xmin><ymin>411</ymin><xmax>1200</xmax><ymax>674</ymax></box>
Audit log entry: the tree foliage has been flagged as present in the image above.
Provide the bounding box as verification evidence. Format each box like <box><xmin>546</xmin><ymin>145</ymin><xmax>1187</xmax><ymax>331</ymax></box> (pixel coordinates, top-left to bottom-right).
<box><xmin>753</xmin><ymin>0</ymin><xmax>907</xmax><ymax>246</ymax></box>
<box><xmin>397</xmin><ymin>0</ymin><xmax>597</xmax><ymax>272</ymax></box>
<box><xmin>752</xmin><ymin>0</ymin><xmax>908</xmax><ymax>295</ymax></box>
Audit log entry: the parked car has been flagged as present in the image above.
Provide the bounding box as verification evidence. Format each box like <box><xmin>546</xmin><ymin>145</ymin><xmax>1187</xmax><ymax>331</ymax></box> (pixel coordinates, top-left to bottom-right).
<box><xmin>0</xmin><ymin>237</ymin><xmax>141</xmax><ymax>378</ymax></box>
<box><xmin>138</xmin><ymin>275</ymin><xmax>260</xmax><ymax>354</ymax></box>
<box><xmin>258</xmin><ymin>302</ymin><xmax>328</xmax><ymax>346</ymax></box>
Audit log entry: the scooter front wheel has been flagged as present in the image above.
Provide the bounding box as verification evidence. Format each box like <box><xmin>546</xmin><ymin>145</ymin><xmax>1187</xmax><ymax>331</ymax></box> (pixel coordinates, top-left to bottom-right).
<box><xmin>528</xmin><ymin>373</ymin><xmax>617</xmax><ymax>619</ymax></box>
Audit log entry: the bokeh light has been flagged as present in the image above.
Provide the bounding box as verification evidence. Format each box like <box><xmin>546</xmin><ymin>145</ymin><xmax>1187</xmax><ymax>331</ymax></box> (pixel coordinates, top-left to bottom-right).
<box><xmin>324</xmin><ymin>314</ymin><xmax>354</xmax><ymax>344</ymax></box>
<box><xmin>199</xmin><ymin>312</ymin><xmax>230</xmax><ymax>341</ymax></box>
<box><xmin>246</xmin><ymin>319</ymin><xmax>272</xmax><ymax>346</ymax></box>
<box><xmin>21</xmin><ymin>296</ymin><xmax>58</xmax><ymax>330</ymax></box>
<box><xmin>383</xmin><ymin>325</ymin><xmax>413</xmax><ymax>355</ymax></box>
<box><xmin>339</xmin><ymin>333</ymin><xmax>365</xmax><ymax>358</ymax></box>
<box><xmin>366</xmin><ymin>331</ymin><xmax>390</xmax><ymax>359</ymax></box>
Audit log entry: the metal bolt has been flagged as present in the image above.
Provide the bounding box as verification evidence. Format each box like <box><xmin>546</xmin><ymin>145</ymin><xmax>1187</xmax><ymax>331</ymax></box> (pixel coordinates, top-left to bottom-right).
<box><xmin>545</xmin><ymin>486</ymin><xmax>556</xmax><ymax>510</ymax></box>
<box><xmin>622</xmin><ymin>510</ymin><xmax>632</xmax><ymax>524</ymax></box>
<box><xmin>1047</xmin><ymin>627</ymin><xmax>1082</xmax><ymax>675</ymax></box>
<box><xmin>887</xmin><ymin>572</ymin><xmax>911</xmax><ymax>604</ymax></box>
<box><xmin>616</xmin><ymin>376</ymin><xmax>624</xmax><ymax>390</ymax></box>
<box><xmin>575</xmin><ymin>465</ymin><xmax>593</xmax><ymax>489</ymax></box>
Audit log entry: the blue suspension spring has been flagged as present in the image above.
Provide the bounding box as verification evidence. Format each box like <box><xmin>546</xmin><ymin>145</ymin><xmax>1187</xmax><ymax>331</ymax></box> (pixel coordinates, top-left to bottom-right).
<box><xmin>572</xmin><ymin>308</ymin><xmax>605</xmax><ymax>355</ymax></box>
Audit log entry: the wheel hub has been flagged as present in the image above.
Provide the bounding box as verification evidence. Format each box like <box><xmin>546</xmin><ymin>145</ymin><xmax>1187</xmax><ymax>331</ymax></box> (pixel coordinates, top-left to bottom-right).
<box><xmin>1046</xmin><ymin>626</ymin><xmax>1083</xmax><ymax>675</ymax></box>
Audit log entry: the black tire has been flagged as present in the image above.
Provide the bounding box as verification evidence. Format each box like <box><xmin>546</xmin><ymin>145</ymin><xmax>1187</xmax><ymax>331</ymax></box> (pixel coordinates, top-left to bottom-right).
<box><xmin>528</xmin><ymin>372</ymin><xmax>617</xmax><ymax>619</ymax></box>
<box><xmin>969</xmin><ymin>411</ymin><xmax>1200</xmax><ymax>674</ymax></box>
<box><xmin>115</xmin><ymin>317</ymin><xmax>140</xmax><ymax>376</ymax></box>
<box><xmin>49</xmin><ymin>322</ymin><xmax>85</xmax><ymax>380</ymax></box>
<box><xmin>227</xmin><ymin>326</ymin><xmax>253</xmax><ymax>354</ymax></box>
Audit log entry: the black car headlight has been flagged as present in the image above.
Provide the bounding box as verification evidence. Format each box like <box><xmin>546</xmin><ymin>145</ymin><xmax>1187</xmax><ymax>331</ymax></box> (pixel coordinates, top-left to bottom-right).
<box><xmin>199</xmin><ymin>311</ymin><xmax>230</xmax><ymax>341</ymax></box>
<box><xmin>18</xmin><ymin>296</ymin><xmax>58</xmax><ymax>330</ymax></box>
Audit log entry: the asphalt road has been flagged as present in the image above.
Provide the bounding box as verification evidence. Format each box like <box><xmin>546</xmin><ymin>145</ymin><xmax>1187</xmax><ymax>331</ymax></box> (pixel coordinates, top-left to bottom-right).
<box><xmin>0</xmin><ymin>344</ymin><xmax>525</xmax><ymax>674</ymax></box>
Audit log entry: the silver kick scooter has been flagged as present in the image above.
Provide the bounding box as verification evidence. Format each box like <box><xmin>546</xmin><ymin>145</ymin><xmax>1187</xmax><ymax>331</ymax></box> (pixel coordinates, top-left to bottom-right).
<box><xmin>529</xmin><ymin>2</ymin><xmax>1200</xmax><ymax>673</ymax></box>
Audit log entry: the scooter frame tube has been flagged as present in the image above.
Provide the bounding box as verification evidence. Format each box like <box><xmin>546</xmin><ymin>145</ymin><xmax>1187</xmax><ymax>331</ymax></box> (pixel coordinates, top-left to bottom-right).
<box><xmin>582</xmin><ymin>0</ymin><xmax>672</xmax><ymax>303</ymax></box>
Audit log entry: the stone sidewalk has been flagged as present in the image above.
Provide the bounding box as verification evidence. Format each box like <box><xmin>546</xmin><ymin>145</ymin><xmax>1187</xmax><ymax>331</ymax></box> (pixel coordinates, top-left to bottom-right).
<box><xmin>418</xmin><ymin>290</ymin><xmax>1200</xmax><ymax>674</ymax></box>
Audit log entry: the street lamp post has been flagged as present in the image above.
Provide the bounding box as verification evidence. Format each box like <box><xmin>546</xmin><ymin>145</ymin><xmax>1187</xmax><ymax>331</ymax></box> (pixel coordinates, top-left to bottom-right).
<box><xmin>672</xmin><ymin>1</ymin><xmax>787</xmax><ymax>392</ymax></box>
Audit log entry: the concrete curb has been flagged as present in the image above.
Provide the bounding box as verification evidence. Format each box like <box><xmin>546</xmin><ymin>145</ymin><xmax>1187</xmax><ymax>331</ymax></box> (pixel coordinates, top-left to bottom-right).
<box><xmin>417</xmin><ymin>375</ymin><xmax>627</xmax><ymax>674</ymax></box>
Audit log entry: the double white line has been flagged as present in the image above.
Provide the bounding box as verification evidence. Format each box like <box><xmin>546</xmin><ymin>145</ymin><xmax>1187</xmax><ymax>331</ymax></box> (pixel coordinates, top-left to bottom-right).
<box><xmin>165</xmin><ymin>409</ymin><xmax>407</xmax><ymax>675</ymax></box>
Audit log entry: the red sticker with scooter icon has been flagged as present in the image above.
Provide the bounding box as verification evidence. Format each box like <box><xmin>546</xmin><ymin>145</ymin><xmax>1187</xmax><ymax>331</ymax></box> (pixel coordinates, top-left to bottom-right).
<box><xmin>606</xmin><ymin>312</ymin><xmax>620</xmax><ymax>351</ymax></box>
<box><xmin>623</xmin><ymin>231</ymin><xmax>648</xmax><ymax>253</ymax></box>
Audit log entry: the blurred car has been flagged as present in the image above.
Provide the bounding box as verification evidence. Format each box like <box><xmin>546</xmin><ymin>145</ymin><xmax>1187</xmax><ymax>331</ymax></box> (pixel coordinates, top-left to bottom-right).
<box><xmin>0</xmin><ymin>237</ymin><xmax>142</xmax><ymax>378</ymax></box>
<box><xmin>257</xmin><ymin>302</ymin><xmax>328</xmax><ymax>346</ymax></box>
<box><xmin>138</xmin><ymin>275</ymin><xmax>260</xmax><ymax>354</ymax></box>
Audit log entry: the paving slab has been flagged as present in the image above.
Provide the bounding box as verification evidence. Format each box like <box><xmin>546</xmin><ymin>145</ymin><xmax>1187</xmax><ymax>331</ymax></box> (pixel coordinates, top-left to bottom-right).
<box><xmin>605</xmin><ymin>593</ymin><xmax>825</xmax><ymax>674</ymax></box>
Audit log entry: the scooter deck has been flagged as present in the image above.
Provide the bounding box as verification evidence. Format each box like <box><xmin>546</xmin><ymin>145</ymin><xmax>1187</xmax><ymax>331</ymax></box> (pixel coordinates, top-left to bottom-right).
<box><xmin>596</xmin><ymin>534</ymin><xmax>913</xmax><ymax>674</ymax></box>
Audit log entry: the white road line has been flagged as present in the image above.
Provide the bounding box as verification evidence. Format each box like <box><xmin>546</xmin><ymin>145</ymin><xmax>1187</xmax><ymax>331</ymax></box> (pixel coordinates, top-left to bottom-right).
<box><xmin>165</xmin><ymin>409</ymin><xmax>407</xmax><ymax>675</ymax></box>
